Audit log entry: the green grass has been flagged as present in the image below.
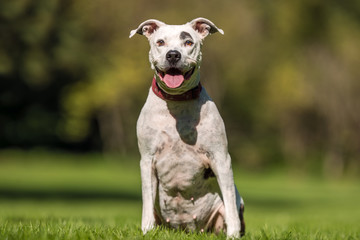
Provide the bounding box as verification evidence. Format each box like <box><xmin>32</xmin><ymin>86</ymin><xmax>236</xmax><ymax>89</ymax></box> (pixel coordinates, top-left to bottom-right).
<box><xmin>0</xmin><ymin>150</ymin><xmax>359</xmax><ymax>239</ymax></box>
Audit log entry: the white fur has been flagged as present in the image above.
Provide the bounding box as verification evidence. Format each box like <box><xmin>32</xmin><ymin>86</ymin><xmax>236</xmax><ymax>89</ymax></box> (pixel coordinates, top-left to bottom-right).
<box><xmin>131</xmin><ymin>18</ymin><xmax>243</xmax><ymax>238</ymax></box>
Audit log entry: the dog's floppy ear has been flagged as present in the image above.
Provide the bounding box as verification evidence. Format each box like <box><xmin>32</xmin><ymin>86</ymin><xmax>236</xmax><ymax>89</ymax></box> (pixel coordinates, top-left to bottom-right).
<box><xmin>188</xmin><ymin>17</ymin><xmax>224</xmax><ymax>39</ymax></box>
<box><xmin>129</xmin><ymin>19</ymin><xmax>166</xmax><ymax>39</ymax></box>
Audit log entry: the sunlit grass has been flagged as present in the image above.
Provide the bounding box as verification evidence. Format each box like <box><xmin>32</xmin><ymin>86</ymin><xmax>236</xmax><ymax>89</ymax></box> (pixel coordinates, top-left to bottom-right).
<box><xmin>0</xmin><ymin>150</ymin><xmax>359</xmax><ymax>239</ymax></box>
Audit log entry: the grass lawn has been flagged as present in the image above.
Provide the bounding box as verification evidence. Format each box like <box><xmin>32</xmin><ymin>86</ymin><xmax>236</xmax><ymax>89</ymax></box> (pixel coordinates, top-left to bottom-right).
<box><xmin>0</xmin><ymin>150</ymin><xmax>359</xmax><ymax>239</ymax></box>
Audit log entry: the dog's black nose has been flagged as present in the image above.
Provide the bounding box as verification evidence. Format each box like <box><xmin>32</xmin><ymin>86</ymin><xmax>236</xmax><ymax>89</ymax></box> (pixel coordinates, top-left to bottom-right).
<box><xmin>166</xmin><ymin>50</ymin><xmax>181</xmax><ymax>65</ymax></box>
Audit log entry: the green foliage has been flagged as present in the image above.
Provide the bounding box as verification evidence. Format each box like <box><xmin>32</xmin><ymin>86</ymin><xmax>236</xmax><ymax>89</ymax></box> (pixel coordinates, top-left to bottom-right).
<box><xmin>1</xmin><ymin>220</ymin><xmax>359</xmax><ymax>240</ymax></box>
<box><xmin>0</xmin><ymin>151</ymin><xmax>359</xmax><ymax>239</ymax></box>
<box><xmin>1</xmin><ymin>1</ymin><xmax>360</xmax><ymax>175</ymax></box>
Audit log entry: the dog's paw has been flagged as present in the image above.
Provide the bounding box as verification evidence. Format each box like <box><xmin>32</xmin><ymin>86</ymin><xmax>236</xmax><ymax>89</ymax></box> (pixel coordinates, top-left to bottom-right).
<box><xmin>142</xmin><ymin>226</ymin><xmax>154</xmax><ymax>235</ymax></box>
<box><xmin>141</xmin><ymin>222</ymin><xmax>155</xmax><ymax>235</ymax></box>
<box><xmin>227</xmin><ymin>233</ymin><xmax>240</xmax><ymax>239</ymax></box>
<box><xmin>227</xmin><ymin>227</ymin><xmax>241</xmax><ymax>239</ymax></box>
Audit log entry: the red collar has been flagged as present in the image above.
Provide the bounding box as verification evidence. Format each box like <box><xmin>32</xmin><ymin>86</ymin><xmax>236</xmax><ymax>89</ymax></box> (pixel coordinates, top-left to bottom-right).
<box><xmin>152</xmin><ymin>77</ymin><xmax>202</xmax><ymax>101</ymax></box>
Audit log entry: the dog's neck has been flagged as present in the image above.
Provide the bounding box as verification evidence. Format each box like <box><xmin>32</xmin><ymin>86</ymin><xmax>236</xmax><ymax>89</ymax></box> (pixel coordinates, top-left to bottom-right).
<box><xmin>152</xmin><ymin>77</ymin><xmax>202</xmax><ymax>101</ymax></box>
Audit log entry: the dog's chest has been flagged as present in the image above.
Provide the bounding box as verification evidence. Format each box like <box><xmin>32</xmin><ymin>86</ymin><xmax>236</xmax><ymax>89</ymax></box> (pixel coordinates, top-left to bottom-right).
<box><xmin>153</xmin><ymin>108</ymin><xmax>209</xmax><ymax>192</ymax></box>
<box><xmin>137</xmin><ymin>90</ymin><xmax>225</xmax><ymax>229</ymax></box>
<box><xmin>138</xmin><ymin>91</ymin><xmax>215</xmax><ymax>189</ymax></box>
<box><xmin>155</xmin><ymin>136</ymin><xmax>207</xmax><ymax>192</ymax></box>
<box><xmin>151</xmin><ymin>112</ymin><xmax>221</xmax><ymax>229</ymax></box>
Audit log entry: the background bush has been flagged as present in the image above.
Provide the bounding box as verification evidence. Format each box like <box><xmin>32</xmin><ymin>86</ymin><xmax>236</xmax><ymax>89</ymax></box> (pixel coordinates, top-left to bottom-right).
<box><xmin>1</xmin><ymin>0</ymin><xmax>360</xmax><ymax>177</ymax></box>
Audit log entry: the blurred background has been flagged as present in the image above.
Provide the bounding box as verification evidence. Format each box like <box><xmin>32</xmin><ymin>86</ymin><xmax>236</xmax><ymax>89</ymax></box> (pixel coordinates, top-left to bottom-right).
<box><xmin>1</xmin><ymin>1</ymin><xmax>360</xmax><ymax>237</ymax></box>
<box><xmin>1</xmin><ymin>0</ymin><xmax>360</xmax><ymax>177</ymax></box>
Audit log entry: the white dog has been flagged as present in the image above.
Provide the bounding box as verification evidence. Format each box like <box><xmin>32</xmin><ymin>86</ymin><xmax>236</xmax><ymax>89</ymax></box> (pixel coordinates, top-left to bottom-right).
<box><xmin>130</xmin><ymin>17</ymin><xmax>245</xmax><ymax>238</ymax></box>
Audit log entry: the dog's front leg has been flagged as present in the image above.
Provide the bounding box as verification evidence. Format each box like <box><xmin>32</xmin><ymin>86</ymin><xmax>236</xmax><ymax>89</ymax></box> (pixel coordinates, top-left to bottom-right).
<box><xmin>212</xmin><ymin>152</ymin><xmax>241</xmax><ymax>238</ymax></box>
<box><xmin>140</xmin><ymin>155</ymin><xmax>157</xmax><ymax>234</ymax></box>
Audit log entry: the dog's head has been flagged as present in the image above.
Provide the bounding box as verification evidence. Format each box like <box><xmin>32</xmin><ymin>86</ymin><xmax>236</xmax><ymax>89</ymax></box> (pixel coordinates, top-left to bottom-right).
<box><xmin>130</xmin><ymin>18</ymin><xmax>224</xmax><ymax>95</ymax></box>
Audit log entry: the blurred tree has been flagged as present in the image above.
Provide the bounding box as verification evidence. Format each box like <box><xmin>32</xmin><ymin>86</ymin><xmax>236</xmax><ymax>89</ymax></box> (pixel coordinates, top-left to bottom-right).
<box><xmin>0</xmin><ymin>0</ymin><xmax>99</xmax><ymax>150</ymax></box>
<box><xmin>0</xmin><ymin>0</ymin><xmax>359</xmax><ymax>177</ymax></box>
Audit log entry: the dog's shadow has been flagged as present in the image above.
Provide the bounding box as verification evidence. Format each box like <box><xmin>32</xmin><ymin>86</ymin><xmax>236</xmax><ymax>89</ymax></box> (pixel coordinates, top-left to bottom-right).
<box><xmin>166</xmin><ymin>97</ymin><xmax>208</xmax><ymax>146</ymax></box>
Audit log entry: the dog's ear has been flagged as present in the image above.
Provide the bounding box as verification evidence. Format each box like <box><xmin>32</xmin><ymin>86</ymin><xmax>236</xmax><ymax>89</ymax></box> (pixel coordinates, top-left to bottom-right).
<box><xmin>129</xmin><ymin>19</ymin><xmax>166</xmax><ymax>39</ymax></box>
<box><xmin>188</xmin><ymin>17</ymin><xmax>224</xmax><ymax>39</ymax></box>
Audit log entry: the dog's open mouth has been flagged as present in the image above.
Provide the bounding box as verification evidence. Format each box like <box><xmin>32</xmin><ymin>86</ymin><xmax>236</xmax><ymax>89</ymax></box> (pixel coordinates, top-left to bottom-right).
<box><xmin>156</xmin><ymin>67</ymin><xmax>195</xmax><ymax>88</ymax></box>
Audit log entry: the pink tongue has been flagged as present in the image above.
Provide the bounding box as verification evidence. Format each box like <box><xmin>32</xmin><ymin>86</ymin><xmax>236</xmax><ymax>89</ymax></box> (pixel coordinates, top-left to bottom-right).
<box><xmin>163</xmin><ymin>74</ymin><xmax>185</xmax><ymax>88</ymax></box>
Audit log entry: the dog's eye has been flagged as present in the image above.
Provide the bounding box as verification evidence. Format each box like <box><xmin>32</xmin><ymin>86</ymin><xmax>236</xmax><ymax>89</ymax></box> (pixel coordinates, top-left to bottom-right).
<box><xmin>185</xmin><ymin>40</ymin><xmax>194</xmax><ymax>47</ymax></box>
<box><xmin>157</xmin><ymin>40</ymin><xmax>165</xmax><ymax>46</ymax></box>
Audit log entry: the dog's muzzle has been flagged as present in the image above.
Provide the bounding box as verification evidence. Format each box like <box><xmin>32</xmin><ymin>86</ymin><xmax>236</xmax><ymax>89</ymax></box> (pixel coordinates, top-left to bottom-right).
<box><xmin>166</xmin><ymin>50</ymin><xmax>181</xmax><ymax>66</ymax></box>
<box><xmin>155</xmin><ymin>66</ymin><xmax>195</xmax><ymax>89</ymax></box>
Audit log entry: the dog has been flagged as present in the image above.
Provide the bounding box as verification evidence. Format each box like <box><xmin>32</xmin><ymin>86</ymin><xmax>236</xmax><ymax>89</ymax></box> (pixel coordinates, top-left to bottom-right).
<box><xmin>130</xmin><ymin>17</ymin><xmax>245</xmax><ymax>238</ymax></box>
